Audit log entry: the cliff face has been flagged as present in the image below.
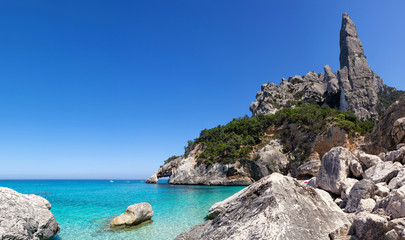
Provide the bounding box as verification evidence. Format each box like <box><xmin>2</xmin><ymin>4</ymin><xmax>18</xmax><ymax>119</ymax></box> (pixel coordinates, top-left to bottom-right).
<box><xmin>176</xmin><ymin>87</ymin><xmax>405</xmax><ymax>239</ymax></box>
<box><xmin>250</xmin><ymin>13</ymin><xmax>398</xmax><ymax>120</ymax></box>
<box><xmin>367</xmin><ymin>94</ymin><xmax>405</xmax><ymax>153</ymax></box>
<box><xmin>146</xmin><ymin>140</ymin><xmax>288</xmax><ymax>185</ymax></box>
<box><xmin>147</xmin><ymin>13</ymin><xmax>403</xmax><ymax>186</ymax></box>
<box><xmin>146</xmin><ymin>122</ymin><xmax>358</xmax><ymax>185</ymax></box>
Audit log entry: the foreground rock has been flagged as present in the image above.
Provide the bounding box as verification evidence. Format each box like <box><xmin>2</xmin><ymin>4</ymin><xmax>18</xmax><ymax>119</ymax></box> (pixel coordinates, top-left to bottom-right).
<box><xmin>176</xmin><ymin>173</ymin><xmax>349</xmax><ymax>240</ymax></box>
<box><xmin>110</xmin><ymin>202</ymin><xmax>154</xmax><ymax>228</ymax></box>
<box><xmin>316</xmin><ymin>147</ymin><xmax>359</xmax><ymax>195</ymax></box>
<box><xmin>0</xmin><ymin>187</ymin><xmax>60</xmax><ymax>240</ymax></box>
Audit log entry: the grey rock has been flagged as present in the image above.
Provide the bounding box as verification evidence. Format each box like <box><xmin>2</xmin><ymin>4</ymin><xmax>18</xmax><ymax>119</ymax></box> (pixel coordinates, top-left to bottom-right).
<box><xmin>388</xmin><ymin>168</ymin><xmax>405</xmax><ymax>190</ymax></box>
<box><xmin>207</xmin><ymin>186</ymin><xmax>250</xmax><ymax>219</ymax></box>
<box><xmin>0</xmin><ymin>187</ymin><xmax>60</xmax><ymax>240</ymax></box>
<box><xmin>146</xmin><ymin>141</ymin><xmax>288</xmax><ymax>186</ymax></box>
<box><xmin>376</xmin><ymin>182</ymin><xmax>390</xmax><ymax>197</ymax></box>
<box><xmin>358</xmin><ymin>152</ymin><xmax>383</xmax><ymax>168</ymax></box>
<box><xmin>335</xmin><ymin>198</ymin><xmax>347</xmax><ymax>209</ymax></box>
<box><xmin>384</xmin><ymin>229</ymin><xmax>399</xmax><ymax>240</ymax></box>
<box><xmin>385</xmin><ymin>186</ymin><xmax>405</xmax><ymax>218</ymax></box>
<box><xmin>307</xmin><ymin>177</ymin><xmax>317</xmax><ymax>188</ymax></box>
<box><xmin>325</xmin><ymin>65</ymin><xmax>340</xmax><ymax>94</ymax></box>
<box><xmin>385</xmin><ymin>148</ymin><xmax>405</xmax><ymax>163</ymax></box>
<box><xmin>357</xmin><ymin>198</ymin><xmax>376</xmax><ymax>213</ymax></box>
<box><xmin>352</xmin><ymin>212</ymin><xmax>388</xmax><ymax>240</ymax></box>
<box><xmin>296</xmin><ymin>160</ymin><xmax>321</xmax><ymax>178</ymax></box>
<box><xmin>388</xmin><ymin>218</ymin><xmax>405</xmax><ymax>239</ymax></box>
<box><xmin>316</xmin><ymin>147</ymin><xmax>358</xmax><ymax>194</ymax></box>
<box><xmin>339</xmin><ymin>13</ymin><xmax>378</xmax><ymax>120</ymax></box>
<box><xmin>393</xmin><ymin>117</ymin><xmax>405</xmax><ymax>145</ymax></box>
<box><xmin>250</xmin><ymin>13</ymin><xmax>403</xmax><ymax>123</ymax></box>
<box><xmin>176</xmin><ymin>173</ymin><xmax>349</xmax><ymax>240</ymax></box>
<box><xmin>350</xmin><ymin>160</ymin><xmax>363</xmax><ymax>178</ymax></box>
<box><xmin>110</xmin><ymin>202</ymin><xmax>154</xmax><ymax>228</ymax></box>
<box><xmin>345</xmin><ymin>179</ymin><xmax>376</xmax><ymax>213</ymax></box>
<box><xmin>363</xmin><ymin>162</ymin><xmax>402</xmax><ymax>183</ymax></box>
<box><xmin>145</xmin><ymin>173</ymin><xmax>158</xmax><ymax>184</ymax></box>
<box><xmin>329</xmin><ymin>223</ymin><xmax>358</xmax><ymax>240</ymax></box>
<box><xmin>379</xmin><ymin>152</ymin><xmax>387</xmax><ymax>161</ymax></box>
<box><xmin>146</xmin><ymin>156</ymin><xmax>182</xmax><ymax>184</ymax></box>
<box><xmin>341</xmin><ymin>178</ymin><xmax>359</xmax><ymax>200</ymax></box>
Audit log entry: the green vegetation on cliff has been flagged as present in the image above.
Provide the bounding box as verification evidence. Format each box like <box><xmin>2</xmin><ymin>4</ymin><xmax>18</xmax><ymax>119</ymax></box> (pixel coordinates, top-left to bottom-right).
<box><xmin>185</xmin><ymin>102</ymin><xmax>374</xmax><ymax>165</ymax></box>
<box><xmin>164</xmin><ymin>155</ymin><xmax>180</xmax><ymax>164</ymax></box>
<box><xmin>377</xmin><ymin>85</ymin><xmax>404</xmax><ymax>117</ymax></box>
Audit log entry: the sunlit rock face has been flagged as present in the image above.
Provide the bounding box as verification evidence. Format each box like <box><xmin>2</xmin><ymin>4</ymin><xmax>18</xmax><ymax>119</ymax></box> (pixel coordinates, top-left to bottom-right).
<box><xmin>175</xmin><ymin>173</ymin><xmax>350</xmax><ymax>240</ymax></box>
<box><xmin>250</xmin><ymin>13</ymin><xmax>397</xmax><ymax>120</ymax></box>
<box><xmin>0</xmin><ymin>187</ymin><xmax>60</xmax><ymax>240</ymax></box>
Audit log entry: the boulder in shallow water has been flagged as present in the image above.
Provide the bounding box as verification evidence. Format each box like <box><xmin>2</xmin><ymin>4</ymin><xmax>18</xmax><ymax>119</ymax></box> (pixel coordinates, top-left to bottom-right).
<box><xmin>110</xmin><ymin>202</ymin><xmax>154</xmax><ymax>228</ymax></box>
<box><xmin>0</xmin><ymin>187</ymin><xmax>60</xmax><ymax>240</ymax></box>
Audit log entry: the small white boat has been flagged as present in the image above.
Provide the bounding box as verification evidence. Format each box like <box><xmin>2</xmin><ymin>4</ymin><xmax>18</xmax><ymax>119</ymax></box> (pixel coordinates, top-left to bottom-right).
<box><xmin>109</xmin><ymin>180</ymin><xmax>114</xmax><ymax>183</ymax></box>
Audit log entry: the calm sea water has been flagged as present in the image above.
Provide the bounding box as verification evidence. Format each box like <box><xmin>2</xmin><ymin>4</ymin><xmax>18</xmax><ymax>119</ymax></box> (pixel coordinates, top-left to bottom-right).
<box><xmin>0</xmin><ymin>180</ymin><xmax>244</xmax><ymax>240</ymax></box>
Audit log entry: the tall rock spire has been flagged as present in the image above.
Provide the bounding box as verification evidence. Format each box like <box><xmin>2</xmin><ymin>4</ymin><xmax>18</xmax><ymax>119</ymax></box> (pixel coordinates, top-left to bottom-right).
<box><xmin>337</xmin><ymin>13</ymin><xmax>378</xmax><ymax>119</ymax></box>
<box><xmin>250</xmin><ymin>13</ymin><xmax>400</xmax><ymax>121</ymax></box>
<box><xmin>339</xmin><ymin>13</ymin><xmax>373</xmax><ymax>81</ymax></box>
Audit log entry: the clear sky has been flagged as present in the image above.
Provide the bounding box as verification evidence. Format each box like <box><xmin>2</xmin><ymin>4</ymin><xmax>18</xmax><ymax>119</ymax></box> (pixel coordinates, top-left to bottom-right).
<box><xmin>0</xmin><ymin>0</ymin><xmax>404</xmax><ymax>179</ymax></box>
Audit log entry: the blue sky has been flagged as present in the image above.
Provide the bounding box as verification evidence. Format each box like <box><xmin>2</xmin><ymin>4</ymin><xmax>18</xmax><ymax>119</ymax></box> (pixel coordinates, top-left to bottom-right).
<box><xmin>0</xmin><ymin>1</ymin><xmax>404</xmax><ymax>179</ymax></box>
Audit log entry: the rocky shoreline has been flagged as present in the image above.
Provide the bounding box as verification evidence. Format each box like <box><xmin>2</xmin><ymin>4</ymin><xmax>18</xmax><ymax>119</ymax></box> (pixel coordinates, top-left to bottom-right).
<box><xmin>0</xmin><ymin>187</ymin><xmax>60</xmax><ymax>240</ymax></box>
<box><xmin>176</xmin><ymin>141</ymin><xmax>405</xmax><ymax>239</ymax></box>
<box><xmin>148</xmin><ymin>13</ymin><xmax>405</xmax><ymax>240</ymax></box>
<box><xmin>147</xmin><ymin>13</ymin><xmax>403</xmax><ymax>186</ymax></box>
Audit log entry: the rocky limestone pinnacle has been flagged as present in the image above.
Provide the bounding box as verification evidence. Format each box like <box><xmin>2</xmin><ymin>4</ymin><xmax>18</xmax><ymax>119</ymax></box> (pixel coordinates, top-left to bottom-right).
<box><xmin>338</xmin><ymin>13</ymin><xmax>378</xmax><ymax>119</ymax></box>
<box><xmin>249</xmin><ymin>13</ymin><xmax>389</xmax><ymax>120</ymax></box>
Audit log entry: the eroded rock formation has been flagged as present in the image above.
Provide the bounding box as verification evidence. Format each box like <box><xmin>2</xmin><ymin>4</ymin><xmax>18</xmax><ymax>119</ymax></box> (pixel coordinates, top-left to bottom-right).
<box><xmin>147</xmin><ymin>140</ymin><xmax>288</xmax><ymax>185</ymax></box>
<box><xmin>250</xmin><ymin>13</ymin><xmax>401</xmax><ymax>120</ymax></box>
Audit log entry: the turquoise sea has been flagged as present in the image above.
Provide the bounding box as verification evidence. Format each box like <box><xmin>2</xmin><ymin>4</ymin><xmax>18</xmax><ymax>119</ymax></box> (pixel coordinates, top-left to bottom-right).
<box><xmin>0</xmin><ymin>180</ymin><xmax>244</xmax><ymax>240</ymax></box>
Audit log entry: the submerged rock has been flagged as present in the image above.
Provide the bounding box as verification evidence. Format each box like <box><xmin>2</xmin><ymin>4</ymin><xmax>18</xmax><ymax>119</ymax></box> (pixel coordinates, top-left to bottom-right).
<box><xmin>176</xmin><ymin>173</ymin><xmax>349</xmax><ymax>240</ymax></box>
<box><xmin>110</xmin><ymin>202</ymin><xmax>154</xmax><ymax>228</ymax></box>
<box><xmin>0</xmin><ymin>187</ymin><xmax>60</xmax><ymax>240</ymax></box>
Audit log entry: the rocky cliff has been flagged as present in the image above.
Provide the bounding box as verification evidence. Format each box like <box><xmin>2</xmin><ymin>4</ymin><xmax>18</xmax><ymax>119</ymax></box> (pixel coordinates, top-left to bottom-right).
<box><xmin>175</xmin><ymin>57</ymin><xmax>405</xmax><ymax>238</ymax></box>
<box><xmin>0</xmin><ymin>187</ymin><xmax>60</xmax><ymax>240</ymax></box>
<box><xmin>146</xmin><ymin>140</ymin><xmax>288</xmax><ymax>185</ymax></box>
<box><xmin>147</xmin><ymin>13</ymin><xmax>403</xmax><ymax>186</ymax></box>
<box><xmin>367</xmin><ymin>94</ymin><xmax>405</xmax><ymax>154</ymax></box>
<box><xmin>177</xmin><ymin>143</ymin><xmax>405</xmax><ymax>239</ymax></box>
<box><xmin>250</xmin><ymin>13</ymin><xmax>401</xmax><ymax>120</ymax></box>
